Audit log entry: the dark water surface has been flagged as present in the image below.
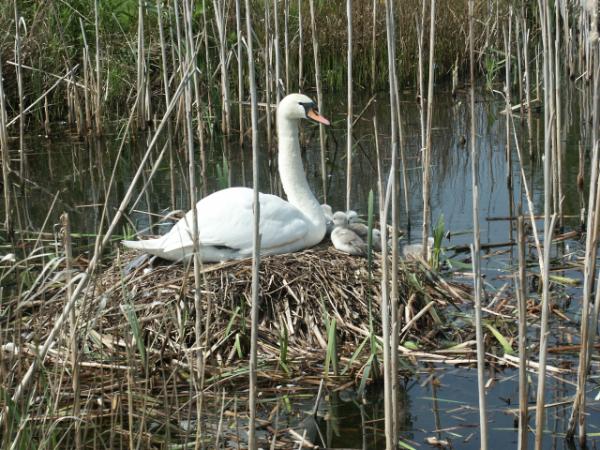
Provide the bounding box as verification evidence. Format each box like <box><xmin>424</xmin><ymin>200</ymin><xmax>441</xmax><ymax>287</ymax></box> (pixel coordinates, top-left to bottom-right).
<box><xmin>6</xmin><ymin>86</ymin><xmax>600</xmax><ymax>448</ymax></box>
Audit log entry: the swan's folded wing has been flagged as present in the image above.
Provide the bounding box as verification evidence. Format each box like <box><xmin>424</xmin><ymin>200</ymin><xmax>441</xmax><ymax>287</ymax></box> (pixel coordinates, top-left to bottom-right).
<box><xmin>162</xmin><ymin>188</ymin><xmax>309</xmax><ymax>254</ymax></box>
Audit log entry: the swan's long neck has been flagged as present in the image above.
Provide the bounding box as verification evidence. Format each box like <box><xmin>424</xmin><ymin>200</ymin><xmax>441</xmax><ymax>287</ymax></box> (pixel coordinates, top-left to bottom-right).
<box><xmin>277</xmin><ymin>115</ymin><xmax>325</xmax><ymax>234</ymax></box>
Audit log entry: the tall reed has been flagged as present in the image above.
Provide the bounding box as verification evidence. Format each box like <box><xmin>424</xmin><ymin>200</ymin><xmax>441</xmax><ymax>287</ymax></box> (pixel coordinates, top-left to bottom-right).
<box><xmin>346</xmin><ymin>0</ymin><xmax>353</xmax><ymax>212</ymax></box>
<box><xmin>468</xmin><ymin>1</ymin><xmax>488</xmax><ymax>447</ymax></box>
<box><xmin>421</xmin><ymin>0</ymin><xmax>436</xmax><ymax>256</ymax></box>
<box><xmin>534</xmin><ymin>0</ymin><xmax>557</xmax><ymax>446</ymax></box>
<box><xmin>245</xmin><ymin>0</ymin><xmax>261</xmax><ymax>446</ymax></box>
<box><xmin>0</xmin><ymin>59</ymin><xmax>11</xmax><ymax>239</ymax></box>
<box><xmin>308</xmin><ymin>0</ymin><xmax>327</xmax><ymax>202</ymax></box>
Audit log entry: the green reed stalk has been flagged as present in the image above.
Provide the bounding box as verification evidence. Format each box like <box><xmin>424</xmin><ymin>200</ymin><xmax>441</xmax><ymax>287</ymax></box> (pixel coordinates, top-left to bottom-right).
<box><xmin>421</xmin><ymin>0</ymin><xmax>436</xmax><ymax>257</ymax></box>
<box><xmin>468</xmin><ymin>1</ymin><xmax>487</xmax><ymax>448</ymax></box>
<box><xmin>308</xmin><ymin>0</ymin><xmax>327</xmax><ymax>203</ymax></box>
<box><xmin>345</xmin><ymin>0</ymin><xmax>353</xmax><ymax>212</ymax></box>
<box><xmin>245</xmin><ymin>0</ymin><xmax>260</xmax><ymax>445</ymax></box>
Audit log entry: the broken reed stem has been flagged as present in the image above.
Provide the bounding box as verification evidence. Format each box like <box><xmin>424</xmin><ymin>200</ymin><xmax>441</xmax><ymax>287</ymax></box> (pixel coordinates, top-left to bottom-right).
<box><xmin>421</xmin><ymin>0</ymin><xmax>436</xmax><ymax>257</ymax></box>
<box><xmin>468</xmin><ymin>1</ymin><xmax>488</xmax><ymax>448</ymax></box>
<box><xmin>61</xmin><ymin>212</ymin><xmax>81</xmax><ymax>450</ymax></box>
<box><xmin>244</xmin><ymin>0</ymin><xmax>261</xmax><ymax>445</ymax></box>
<box><xmin>308</xmin><ymin>0</ymin><xmax>327</xmax><ymax>203</ymax></box>
<box><xmin>516</xmin><ymin>216</ymin><xmax>528</xmax><ymax>450</ymax></box>
<box><xmin>346</xmin><ymin>0</ymin><xmax>353</xmax><ymax>212</ymax></box>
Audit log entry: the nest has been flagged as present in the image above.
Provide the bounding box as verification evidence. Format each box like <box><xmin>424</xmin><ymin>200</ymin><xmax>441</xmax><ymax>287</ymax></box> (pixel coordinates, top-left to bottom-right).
<box><xmin>17</xmin><ymin>244</ymin><xmax>472</xmax><ymax>389</ymax></box>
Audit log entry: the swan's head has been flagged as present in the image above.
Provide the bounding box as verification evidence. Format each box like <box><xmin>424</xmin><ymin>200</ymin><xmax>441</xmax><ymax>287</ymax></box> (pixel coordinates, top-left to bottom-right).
<box><xmin>277</xmin><ymin>93</ymin><xmax>330</xmax><ymax>125</ymax></box>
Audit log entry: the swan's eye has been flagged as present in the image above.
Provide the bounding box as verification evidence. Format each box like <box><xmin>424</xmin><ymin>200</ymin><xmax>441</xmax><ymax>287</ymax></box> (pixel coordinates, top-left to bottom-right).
<box><xmin>299</xmin><ymin>101</ymin><xmax>317</xmax><ymax>116</ymax></box>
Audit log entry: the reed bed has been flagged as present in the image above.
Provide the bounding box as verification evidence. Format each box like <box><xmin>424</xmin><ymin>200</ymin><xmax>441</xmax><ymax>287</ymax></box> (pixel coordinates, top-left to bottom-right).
<box><xmin>1</xmin><ymin>0</ymin><xmax>600</xmax><ymax>447</ymax></box>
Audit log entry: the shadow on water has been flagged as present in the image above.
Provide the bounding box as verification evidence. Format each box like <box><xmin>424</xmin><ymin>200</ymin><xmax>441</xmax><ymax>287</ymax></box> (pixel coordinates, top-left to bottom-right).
<box><xmin>4</xmin><ymin>85</ymin><xmax>600</xmax><ymax>448</ymax></box>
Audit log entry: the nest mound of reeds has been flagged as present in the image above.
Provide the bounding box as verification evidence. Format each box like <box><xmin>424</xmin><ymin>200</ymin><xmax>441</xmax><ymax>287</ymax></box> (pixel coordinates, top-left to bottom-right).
<box><xmin>22</xmin><ymin>243</ymin><xmax>472</xmax><ymax>388</ymax></box>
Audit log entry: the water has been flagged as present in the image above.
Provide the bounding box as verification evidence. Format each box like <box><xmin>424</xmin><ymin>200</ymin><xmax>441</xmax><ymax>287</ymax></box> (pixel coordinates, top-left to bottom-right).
<box><xmin>5</xmin><ymin>86</ymin><xmax>600</xmax><ymax>448</ymax></box>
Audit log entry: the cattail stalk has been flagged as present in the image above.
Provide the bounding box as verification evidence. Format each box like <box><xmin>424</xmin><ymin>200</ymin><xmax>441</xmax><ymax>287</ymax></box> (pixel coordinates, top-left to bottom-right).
<box><xmin>244</xmin><ymin>0</ymin><xmax>261</xmax><ymax>445</ymax></box>
<box><xmin>468</xmin><ymin>1</ymin><xmax>487</xmax><ymax>448</ymax></box>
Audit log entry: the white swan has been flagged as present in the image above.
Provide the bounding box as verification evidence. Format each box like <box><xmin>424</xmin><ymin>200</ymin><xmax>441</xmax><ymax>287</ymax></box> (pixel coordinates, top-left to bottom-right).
<box><xmin>330</xmin><ymin>211</ymin><xmax>368</xmax><ymax>256</ymax></box>
<box><xmin>122</xmin><ymin>93</ymin><xmax>330</xmax><ymax>262</ymax></box>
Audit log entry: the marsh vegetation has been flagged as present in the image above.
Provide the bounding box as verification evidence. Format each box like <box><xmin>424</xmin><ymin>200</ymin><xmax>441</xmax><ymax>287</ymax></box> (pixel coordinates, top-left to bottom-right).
<box><xmin>1</xmin><ymin>1</ymin><xmax>600</xmax><ymax>449</ymax></box>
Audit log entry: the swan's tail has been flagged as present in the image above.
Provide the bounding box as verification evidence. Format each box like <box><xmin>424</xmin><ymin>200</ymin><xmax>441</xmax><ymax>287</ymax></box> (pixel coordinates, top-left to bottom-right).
<box><xmin>122</xmin><ymin>237</ymin><xmax>165</xmax><ymax>255</ymax></box>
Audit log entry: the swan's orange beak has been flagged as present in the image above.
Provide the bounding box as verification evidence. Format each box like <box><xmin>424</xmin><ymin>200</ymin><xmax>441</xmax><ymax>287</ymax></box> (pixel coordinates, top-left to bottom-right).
<box><xmin>307</xmin><ymin>109</ymin><xmax>330</xmax><ymax>126</ymax></box>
